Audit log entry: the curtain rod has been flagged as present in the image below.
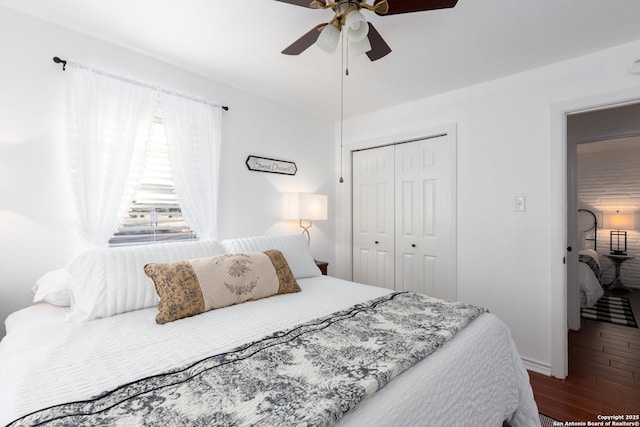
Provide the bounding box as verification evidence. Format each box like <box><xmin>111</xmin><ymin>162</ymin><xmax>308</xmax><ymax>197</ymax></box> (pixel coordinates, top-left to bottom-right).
<box><xmin>53</xmin><ymin>56</ymin><xmax>229</xmax><ymax>111</ymax></box>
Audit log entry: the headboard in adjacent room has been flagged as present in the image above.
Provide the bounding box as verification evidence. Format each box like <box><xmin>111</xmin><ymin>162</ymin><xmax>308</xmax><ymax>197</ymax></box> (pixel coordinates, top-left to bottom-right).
<box><xmin>578</xmin><ymin>208</ymin><xmax>598</xmax><ymax>251</ymax></box>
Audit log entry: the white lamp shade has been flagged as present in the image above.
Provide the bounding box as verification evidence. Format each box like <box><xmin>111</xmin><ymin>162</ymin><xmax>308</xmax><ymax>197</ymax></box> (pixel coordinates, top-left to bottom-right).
<box><xmin>349</xmin><ymin>37</ymin><xmax>371</xmax><ymax>56</ymax></box>
<box><xmin>603</xmin><ymin>211</ymin><xmax>635</xmax><ymax>230</ymax></box>
<box><xmin>316</xmin><ymin>24</ymin><xmax>340</xmax><ymax>53</ymax></box>
<box><xmin>345</xmin><ymin>10</ymin><xmax>369</xmax><ymax>42</ymax></box>
<box><xmin>283</xmin><ymin>193</ymin><xmax>328</xmax><ymax>220</ymax></box>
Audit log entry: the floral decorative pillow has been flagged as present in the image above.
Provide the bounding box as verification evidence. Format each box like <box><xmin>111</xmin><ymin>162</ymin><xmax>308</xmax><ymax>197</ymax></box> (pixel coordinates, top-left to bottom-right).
<box><xmin>145</xmin><ymin>250</ymin><xmax>299</xmax><ymax>324</ymax></box>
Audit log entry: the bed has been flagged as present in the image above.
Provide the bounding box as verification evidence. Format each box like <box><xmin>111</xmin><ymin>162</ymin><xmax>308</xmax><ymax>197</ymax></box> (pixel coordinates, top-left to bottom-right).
<box><xmin>577</xmin><ymin>209</ymin><xmax>604</xmax><ymax>308</ymax></box>
<box><xmin>0</xmin><ymin>235</ymin><xmax>540</xmax><ymax>426</ymax></box>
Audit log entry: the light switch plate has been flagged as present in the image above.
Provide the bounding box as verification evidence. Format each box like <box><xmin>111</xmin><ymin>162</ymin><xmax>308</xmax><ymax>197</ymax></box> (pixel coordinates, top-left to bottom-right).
<box><xmin>515</xmin><ymin>196</ymin><xmax>526</xmax><ymax>212</ymax></box>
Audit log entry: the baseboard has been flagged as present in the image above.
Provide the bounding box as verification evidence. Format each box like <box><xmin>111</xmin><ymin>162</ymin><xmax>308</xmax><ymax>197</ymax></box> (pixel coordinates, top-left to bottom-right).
<box><xmin>521</xmin><ymin>357</ymin><xmax>551</xmax><ymax>376</ymax></box>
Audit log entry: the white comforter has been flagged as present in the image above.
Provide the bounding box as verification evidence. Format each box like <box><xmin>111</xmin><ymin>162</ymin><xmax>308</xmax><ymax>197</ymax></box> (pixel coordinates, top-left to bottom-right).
<box><xmin>0</xmin><ymin>277</ymin><xmax>539</xmax><ymax>426</ymax></box>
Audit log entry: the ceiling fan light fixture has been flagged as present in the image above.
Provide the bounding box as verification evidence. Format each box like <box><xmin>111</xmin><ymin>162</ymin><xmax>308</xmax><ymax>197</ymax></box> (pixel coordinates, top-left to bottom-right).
<box><xmin>316</xmin><ymin>23</ymin><xmax>340</xmax><ymax>53</ymax></box>
<box><xmin>349</xmin><ymin>37</ymin><xmax>371</xmax><ymax>56</ymax></box>
<box><xmin>344</xmin><ymin>10</ymin><xmax>369</xmax><ymax>42</ymax></box>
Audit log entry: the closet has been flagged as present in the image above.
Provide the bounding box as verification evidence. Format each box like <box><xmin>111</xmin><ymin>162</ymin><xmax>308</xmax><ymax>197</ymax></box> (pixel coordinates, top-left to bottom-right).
<box><xmin>352</xmin><ymin>135</ymin><xmax>456</xmax><ymax>301</ymax></box>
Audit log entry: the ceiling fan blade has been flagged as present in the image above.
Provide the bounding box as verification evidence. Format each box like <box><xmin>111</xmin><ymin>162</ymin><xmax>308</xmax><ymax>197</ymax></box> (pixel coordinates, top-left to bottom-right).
<box><xmin>282</xmin><ymin>24</ymin><xmax>325</xmax><ymax>55</ymax></box>
<box><xmin>274</xmin><ymin>0</ymin><xmax>323</xmax><ymax>8</ymax></box>
<box><xmin>365</xmin><ymin>23</ymin><xmax>391</xmax><ymax>61</ymax></box>
<box><xmin>375</xmin><ymin>0</ymin><xmax>458</xmax><ymax>15</ymax></box>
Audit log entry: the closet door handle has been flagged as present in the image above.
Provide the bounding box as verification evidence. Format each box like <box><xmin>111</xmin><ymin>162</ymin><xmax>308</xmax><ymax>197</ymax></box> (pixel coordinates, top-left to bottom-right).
<box><xmin>567</xmin><ymin>246</ymin><xmax>572</xmax><ymax>252</ymax></box>
<box><xmin>411</xmin><ymin>244</ymin><xmax>416</xmax><ymax>248</ymax></box>
<box><xmin>374</xmin><ymin>241</ymin><xmax>379</xmax><ymax>244</ymax></box>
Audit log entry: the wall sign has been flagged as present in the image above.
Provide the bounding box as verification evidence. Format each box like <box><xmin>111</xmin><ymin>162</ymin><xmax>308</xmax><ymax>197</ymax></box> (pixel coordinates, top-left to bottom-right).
<box><xmin>246</xmin><ymin>155</ymin><xmax>297</xmax><ymax>176</ymax></box>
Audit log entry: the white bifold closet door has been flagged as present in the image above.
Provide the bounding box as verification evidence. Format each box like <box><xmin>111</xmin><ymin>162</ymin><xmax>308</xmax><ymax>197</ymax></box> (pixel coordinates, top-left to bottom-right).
<box><xmin>352</xmin><ymin>145</ymin><xmax>396</xmax><ymax>290</ymax></box>
<box><xmin>352</xmin><ymin>135</ymin><xmax>455</xmax><ymax>300</ymax></box>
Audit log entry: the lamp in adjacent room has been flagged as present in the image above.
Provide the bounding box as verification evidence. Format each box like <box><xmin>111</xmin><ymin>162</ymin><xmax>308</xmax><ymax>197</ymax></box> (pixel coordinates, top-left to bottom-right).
<box><xmin>603</xmin><ymin>210</ymin><xmax>635</xmax><ymax>255</ymax></box>
<box><xmin>283</xmin><ymin>193</ymin><xmax>328</xmax><ymax>244</ymax></box>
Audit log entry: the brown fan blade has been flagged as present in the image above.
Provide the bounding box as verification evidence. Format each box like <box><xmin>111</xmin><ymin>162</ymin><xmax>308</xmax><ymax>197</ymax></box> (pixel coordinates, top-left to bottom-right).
<box><xmin>274</xmin><ymin>0</ymin><xmax>325</xmax><ymax>8</ymax></box>
<box><xmin>366</xmin><ymin>23</ymin><xmax>391</xmax><ymax>61</ymax></box>
<box><xmin>375</xmin><ymin>0</ymin><xmax>458</xmax><ymax>15</ymax></box>
<box><xmin>282</xmin><ymin>24</ymin><xmax>325</xmax><ymax>55</ymax></box>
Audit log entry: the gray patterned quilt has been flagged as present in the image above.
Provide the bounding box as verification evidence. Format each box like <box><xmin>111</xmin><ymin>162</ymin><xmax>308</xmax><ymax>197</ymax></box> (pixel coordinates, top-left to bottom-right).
<box><xmin>10</xmin><ymin>292</ymin><xmax>486</xmax><ymax>427</ymax></box>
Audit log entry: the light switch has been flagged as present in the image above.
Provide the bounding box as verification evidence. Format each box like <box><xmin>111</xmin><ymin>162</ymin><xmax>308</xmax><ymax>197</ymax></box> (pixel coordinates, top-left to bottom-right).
<box><xmin>515</xmin><ymin>196</ymin><xmax>526</xmax><ymax>212</ymax></box>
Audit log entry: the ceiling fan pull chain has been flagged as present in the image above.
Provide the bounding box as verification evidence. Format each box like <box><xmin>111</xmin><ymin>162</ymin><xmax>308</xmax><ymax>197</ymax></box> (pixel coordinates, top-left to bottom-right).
<box><xmin>338</xmin><ymin>31</ymin><xmax>345</xmax><ymax>184</ymax></box>
<box><xmin>345</xmin><ymin>32</ymin><xmax>350</xmax><ymax>76</ymax></box>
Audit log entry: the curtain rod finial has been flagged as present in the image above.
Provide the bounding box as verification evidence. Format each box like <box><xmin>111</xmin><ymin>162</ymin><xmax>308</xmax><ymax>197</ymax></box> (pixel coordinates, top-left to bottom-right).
<box><xmin>53</xmin><ymin>56</ymin><xmax>67</xmax><ymax>70</ymax></box>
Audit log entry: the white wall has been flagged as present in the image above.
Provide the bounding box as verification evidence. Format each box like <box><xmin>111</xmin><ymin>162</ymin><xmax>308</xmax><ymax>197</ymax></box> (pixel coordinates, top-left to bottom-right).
<box><xmin>0</xmin><ymin>7</ymin><xmax>334</xmax><ymax>337</ymax></box>
<box><xmin>334</xmin><ymin>39</ymin><xmax>640</xmax><ymax>373</ymax></box>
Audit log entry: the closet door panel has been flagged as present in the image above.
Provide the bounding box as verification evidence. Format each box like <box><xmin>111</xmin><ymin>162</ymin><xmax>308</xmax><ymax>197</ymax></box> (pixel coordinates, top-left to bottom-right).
<box><xmin>395</xmin><ymin>136</ymin><xmax>452</xmax><ymax>299</ymax></box>
<box><xmin>352</xmin><ymin>146</ymin><xmax>395</xmax><ymax>289</ymax></box>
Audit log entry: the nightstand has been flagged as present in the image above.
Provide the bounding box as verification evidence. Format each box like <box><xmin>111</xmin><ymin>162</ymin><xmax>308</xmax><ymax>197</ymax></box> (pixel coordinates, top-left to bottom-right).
<box><xmin>314</xmin><ymin>260</ymin><xmax>328</xmax><ymax>276</ymax></box>
<box><xmin>603</xmin><ymin>254</ymin><xmax>634</xmax><ymax>292</ymax></box>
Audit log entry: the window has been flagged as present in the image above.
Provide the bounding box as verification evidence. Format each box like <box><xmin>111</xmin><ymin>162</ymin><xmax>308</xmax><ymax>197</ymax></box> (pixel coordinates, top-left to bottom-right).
<box><xmin>109</xmin><ymin>119</ymin><xmax>196</xmax><ymax>246</ymax></box>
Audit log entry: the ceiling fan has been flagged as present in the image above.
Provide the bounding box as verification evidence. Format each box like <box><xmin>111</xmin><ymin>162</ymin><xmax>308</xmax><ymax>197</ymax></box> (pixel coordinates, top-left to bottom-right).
<box><xmin>276</xmin><ymin>0</ymin><xmax>459</xmax><ymax>61</ymax></box>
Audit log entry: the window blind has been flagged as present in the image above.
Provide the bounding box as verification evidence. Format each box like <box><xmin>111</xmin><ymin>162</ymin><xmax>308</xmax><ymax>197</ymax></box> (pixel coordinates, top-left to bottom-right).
<box><xmin>109</xmin><ymin>119</ymin><xmax>196</xmax><ymax>246</ymax></box>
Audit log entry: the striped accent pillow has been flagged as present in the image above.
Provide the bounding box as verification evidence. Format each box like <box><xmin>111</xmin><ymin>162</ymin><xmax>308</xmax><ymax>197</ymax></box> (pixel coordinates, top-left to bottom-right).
<box><xmin>145</xmin><ymin>250</ymin><xmax>300</xmax><ymax>324</ymax></box>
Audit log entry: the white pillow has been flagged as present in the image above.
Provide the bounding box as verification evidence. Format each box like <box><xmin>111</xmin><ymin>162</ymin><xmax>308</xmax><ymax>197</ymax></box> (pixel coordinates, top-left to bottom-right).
<box><xmin>66</xmin><ymin>240</ymin><xmax>225</xmax><ymax>321</ymax></box>
<box><xmin>221</xmin><ymin>234</ymin><xmax>321</xmax><ymax>279</ymax></box>
<box><xmin>32</xmin><ymin>268</ymin><xmax>72</xmax><ymax>306</ymax></box>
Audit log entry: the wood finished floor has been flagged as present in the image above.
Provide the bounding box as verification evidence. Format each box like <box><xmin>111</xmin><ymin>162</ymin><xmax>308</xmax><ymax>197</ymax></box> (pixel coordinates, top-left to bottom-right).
<box><xmin>530</xmin><ymin>289</ymin><xmax>640</xmax><ymax>422</ymax></box>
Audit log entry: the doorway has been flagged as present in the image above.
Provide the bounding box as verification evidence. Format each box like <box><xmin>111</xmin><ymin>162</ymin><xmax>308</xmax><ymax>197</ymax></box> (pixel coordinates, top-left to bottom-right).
<box><xmin>551</xmin><ymin>95</ymin><xmax>640</xmax><ymax>379</ymax></box>
<box><xmin>567</xmin><ymin>103</ymin><xmax>640</xmax><ymax>329</ymax></box>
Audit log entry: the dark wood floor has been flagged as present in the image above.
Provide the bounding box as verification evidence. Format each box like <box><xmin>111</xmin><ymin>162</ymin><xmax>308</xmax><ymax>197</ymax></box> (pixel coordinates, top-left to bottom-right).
<box><xmin>530</xmin><ymin>288</ymin><xmax>640</xmax><ymax>422</ymax></box>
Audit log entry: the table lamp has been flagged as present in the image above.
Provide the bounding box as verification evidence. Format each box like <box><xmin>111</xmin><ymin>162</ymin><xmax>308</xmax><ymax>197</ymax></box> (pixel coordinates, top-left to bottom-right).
<box><xmin>603</xmin><ymin>210</ymin><xmax>634</xmax><ymax>255</ymax></box>
<box><xmin>283</xmin><ymin>193</ymin><xmax>328</xmax><ymax>244</ymax></box>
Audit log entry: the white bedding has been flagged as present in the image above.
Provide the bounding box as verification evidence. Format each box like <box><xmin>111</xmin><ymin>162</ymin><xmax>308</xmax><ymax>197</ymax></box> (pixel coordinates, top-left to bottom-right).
<box><xmin>0</xmin><ymin>276</ymin><xmax>539</xmax><ymax>426</ymax></box>
<box><xmin>579</xmin><ymin>249</ymin><xmax>604</xmax><ymax>308</ymax></box>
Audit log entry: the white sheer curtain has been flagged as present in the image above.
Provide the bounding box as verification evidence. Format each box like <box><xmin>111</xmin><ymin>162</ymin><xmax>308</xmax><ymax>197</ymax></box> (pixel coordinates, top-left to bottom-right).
<box><xmin>66</xmin><ymin>65</ymin><xmax>156</xmax><ymax>248</ymax></box>
<box><xmin>161</xmin><ymin>94</ymin><xmax>222</xmax><ymax>241</ymax></box>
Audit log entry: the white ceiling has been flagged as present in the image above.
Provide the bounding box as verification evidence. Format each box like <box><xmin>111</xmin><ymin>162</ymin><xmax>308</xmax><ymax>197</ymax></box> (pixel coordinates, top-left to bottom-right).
<box><xmin>569</xmin><ymin>102</ymin><xmax>640</xmax><ymax>144</ymax></box>
<box><xmin>3</xmin><ymin>0</ymin><xmax>640</xmax><ymax>121</ymax></box>
<box><xmin>577</xmin><ymin>136</ymin><xmax>640</xmax><ymax>154</ymax></box>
